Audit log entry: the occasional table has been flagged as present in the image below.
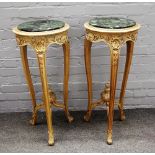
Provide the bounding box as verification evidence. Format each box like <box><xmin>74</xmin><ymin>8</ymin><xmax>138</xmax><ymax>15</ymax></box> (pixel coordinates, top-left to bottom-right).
<box><xmin>13</xmin><ymin>20</ymin><xmax>74</xmax><ymax>145</ymax></box>
<box><xmin>83</xmin><ymin>17</ymin><xmax>140</xmax><ymax>144</ymax></box>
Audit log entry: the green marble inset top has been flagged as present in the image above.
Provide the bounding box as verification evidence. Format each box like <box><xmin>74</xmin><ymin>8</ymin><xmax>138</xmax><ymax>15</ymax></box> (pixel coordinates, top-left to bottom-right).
<box><xmin>17</xmin><ymin>20</ymin><xmax>65</xmax><ymax>32</ymax></box>
<box><xmin>89</xmin><ymin>17</ymin><xmax>136</xmax><ymax>29</ymax></box>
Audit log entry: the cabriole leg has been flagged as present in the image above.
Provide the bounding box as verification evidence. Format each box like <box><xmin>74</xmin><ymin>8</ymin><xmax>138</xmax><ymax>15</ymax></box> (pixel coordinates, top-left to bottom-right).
<box><xmin>37</xmin><ymin>52</ymin><xmax>54</xmax><ymax>146</ymax></box>
<box><xmin>118</xmin><ymin>41</ymin><xmax>134</xmax><ymax>121</ymax></box>
<box><xmin>63</xmin><ymin>41</ymin><xmax>74</xmax><ymax>123</ymax></box>
<box><xmin>107</xmin><ymin>49</ymin><xmax>120</xmax><ymax>145</ymax></box>
<box><xmin>84</xmin><ymin>38</ymin><xmax>93</xmax><ymax>122</ymax></box>
<box><xmin>20</xmin><ymin>45</ymin><xmax>37</xmax><ymax>125</ymax></box>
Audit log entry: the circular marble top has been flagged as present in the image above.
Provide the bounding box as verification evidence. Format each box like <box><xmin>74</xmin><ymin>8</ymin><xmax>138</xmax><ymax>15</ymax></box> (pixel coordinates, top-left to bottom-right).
<box><xmin>17</xmin><ymin>20</ymin><xmax>65</xmax><ymax>32</ymax></box>
<box><xmin>89</xmin><ymin>17</ymin><xmax>136</xmax><ymax>29</ymax></box>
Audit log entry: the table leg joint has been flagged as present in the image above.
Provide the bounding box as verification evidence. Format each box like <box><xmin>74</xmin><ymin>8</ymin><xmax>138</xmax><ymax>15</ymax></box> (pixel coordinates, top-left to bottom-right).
<box><xmin>29</xmin><ymin>103</ymin><xmax>45</xmax><ymax>125</ymax></box>
<box><xmin>92</xmin><ymin>82</ymin><xmax>110</xmax><ymax>109</ymax></box>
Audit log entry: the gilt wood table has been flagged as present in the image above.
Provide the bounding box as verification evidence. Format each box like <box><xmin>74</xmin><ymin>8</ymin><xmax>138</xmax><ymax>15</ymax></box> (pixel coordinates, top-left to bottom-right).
<box><xmin>13</xmin><ymin>20</ymin><xmax>74</xmax><ymax>145</ymax></box>
<box><xmin>83</xmin><ymin>17</ymin><xmax>140</xmax><ymax>144</ymax></box>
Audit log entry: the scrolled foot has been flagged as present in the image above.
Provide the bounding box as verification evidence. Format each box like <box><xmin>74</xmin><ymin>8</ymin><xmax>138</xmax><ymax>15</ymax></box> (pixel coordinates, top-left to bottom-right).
<box><xmin>120</xmin><ymin>112</ymin><xmax>126</xmax><ymax>121</ymax></box>
<box><xmin>66</xmin><ymin>113</ymin><xmax>74</xmax><ymax>123</ymax></box>
<box><xmin>48</xmin><ymin>138</ymin><xmax>54</xmax><ymax>146</ymax></box>
<box><xmin>107</xmin><ymin>138</ymin><xmax>113</xmax><ymax>145</ymax></box>
<box><xmin>107</xmin><ymin>130</ymin><xmax>113</xmax><ymax>145</ymax></box>
<box><xmin>48</xmin><ymin>132</ymin><xmax>54</xmax><ymax>146</ymax></box>
<box><xmin>29</xmin><ymin>112</ymin><xmax>37</xmax><ymax>125</ymax></box>
<box><xmin>84</xmin><ymin>111</ymin><xmax>92</xmax><ymax>122</ymax></box>
<box><xmin>29</xmin><ymin>119</ymin><xmax>36</xmax><ymax>125</ymax></box>
<box><xmin>118</xmin><ymin>104</ymin><xmax>126</xmax><ymax>121</ymax></box>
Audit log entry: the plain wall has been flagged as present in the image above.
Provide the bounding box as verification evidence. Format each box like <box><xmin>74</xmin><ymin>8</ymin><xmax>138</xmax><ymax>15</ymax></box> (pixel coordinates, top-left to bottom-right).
<box><xmin>0</xmin><ymin>2</ymin><xmax>155</xmax><ymax>112</ymax></box>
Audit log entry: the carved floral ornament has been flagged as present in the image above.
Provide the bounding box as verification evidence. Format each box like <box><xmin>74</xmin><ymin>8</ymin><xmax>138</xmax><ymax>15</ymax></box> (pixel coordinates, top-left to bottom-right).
<box><xmin>85</xmin><ymin>29</ymin><xmax>138</xmax><ymax>50</ymax></box>
<box><xmin>85</xmin><ymin>29</ymin><xmax>138</xmax><ymax>66</ymax></box>
<box><xmin>15</xmin><ymin>32</ymin><xmax>68</xmax><ymax>53</ymax></box>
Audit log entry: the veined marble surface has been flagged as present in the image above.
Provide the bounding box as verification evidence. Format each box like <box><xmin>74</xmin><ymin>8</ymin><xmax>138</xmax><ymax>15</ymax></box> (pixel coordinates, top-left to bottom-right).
<box><xmin>89</xmin><ymin>17</ymin><xmax>136</xmax><ymax>29</ymax></box>
<box><xmin>17</xmin><ymin>20</ymin><xmax>65</xmax><ymax>32</ymax></box>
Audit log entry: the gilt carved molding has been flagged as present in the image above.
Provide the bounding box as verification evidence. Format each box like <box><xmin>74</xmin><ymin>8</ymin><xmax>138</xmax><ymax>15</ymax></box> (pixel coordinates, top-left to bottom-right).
<box><xmin>85</xmin><ymin>29</ymin><xmax>138</xmax><ymax>65</ymax></box>
<box><xmin>15</xmin><ymin>32</ymin><xmax>68</xmax><ymax>54</ymax></box>
<box><xmin>85</xmin><ymin>29</ymin><xmax>138</xmax><ymax>50</ymax></box>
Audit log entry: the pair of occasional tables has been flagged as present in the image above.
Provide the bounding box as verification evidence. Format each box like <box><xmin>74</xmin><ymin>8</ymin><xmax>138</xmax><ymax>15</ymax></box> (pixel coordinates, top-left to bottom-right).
<box><xmin>12</xmin><ymin>17</ymin><xmax>140</xmax><ymax>145</ymax></box>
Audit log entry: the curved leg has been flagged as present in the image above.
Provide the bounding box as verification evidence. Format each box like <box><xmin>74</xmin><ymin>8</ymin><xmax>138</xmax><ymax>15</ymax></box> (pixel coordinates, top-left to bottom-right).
<box><xmin>84</xmin><ymin>38</ymin><xmax>93</xmax><ymax>122</ymax></box>
<box><xmin>63</xmin><ymin>41</ymin><xmax>74</xmax><ymax>123</ymax></box>
<box><xmin>37</xmin><ymin>52</ymin><xmax>54</xmax><ymax>146</ymax></box>
<box><xmin>118</xmin><ymin>41</ymin><xmax>134</xmax><ymax>121</ymax></box>
<box><xmin>20</xmin><ymin>46</ymin><xmax>37</xmax><ymax>125</ymax></box>
<box><xmin>107</xmin><ymin>49</ymin><xmax>120</xmax><ymax>145</ymax></box>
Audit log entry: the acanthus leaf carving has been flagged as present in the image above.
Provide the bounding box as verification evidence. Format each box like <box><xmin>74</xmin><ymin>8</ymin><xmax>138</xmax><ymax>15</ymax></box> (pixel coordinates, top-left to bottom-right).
<box><xmin>111</xmin><ymin>49</ymin><xmax>120</xmax><ymax>65</ymax></box>
<box><xmin>85</xmin><ymin>29</ymin><xmax>138</xmax><ymax>66</ymax></box>
<box><xmin>16</xmin><ymin>32</ymin><xmax>68</xmax><ymax>54</ymax></box>
<box><xmin>85</xmin><ymin>29</ymin><xmax>138</xmax><ymax>49</ymax></box>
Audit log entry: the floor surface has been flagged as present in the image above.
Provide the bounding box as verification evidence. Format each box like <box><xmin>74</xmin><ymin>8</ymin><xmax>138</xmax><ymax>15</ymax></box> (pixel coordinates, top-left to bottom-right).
<box><xmin>0</xmin><ymin>109</ymin><xmax>155</xmax><ymax>153</ymax></box>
